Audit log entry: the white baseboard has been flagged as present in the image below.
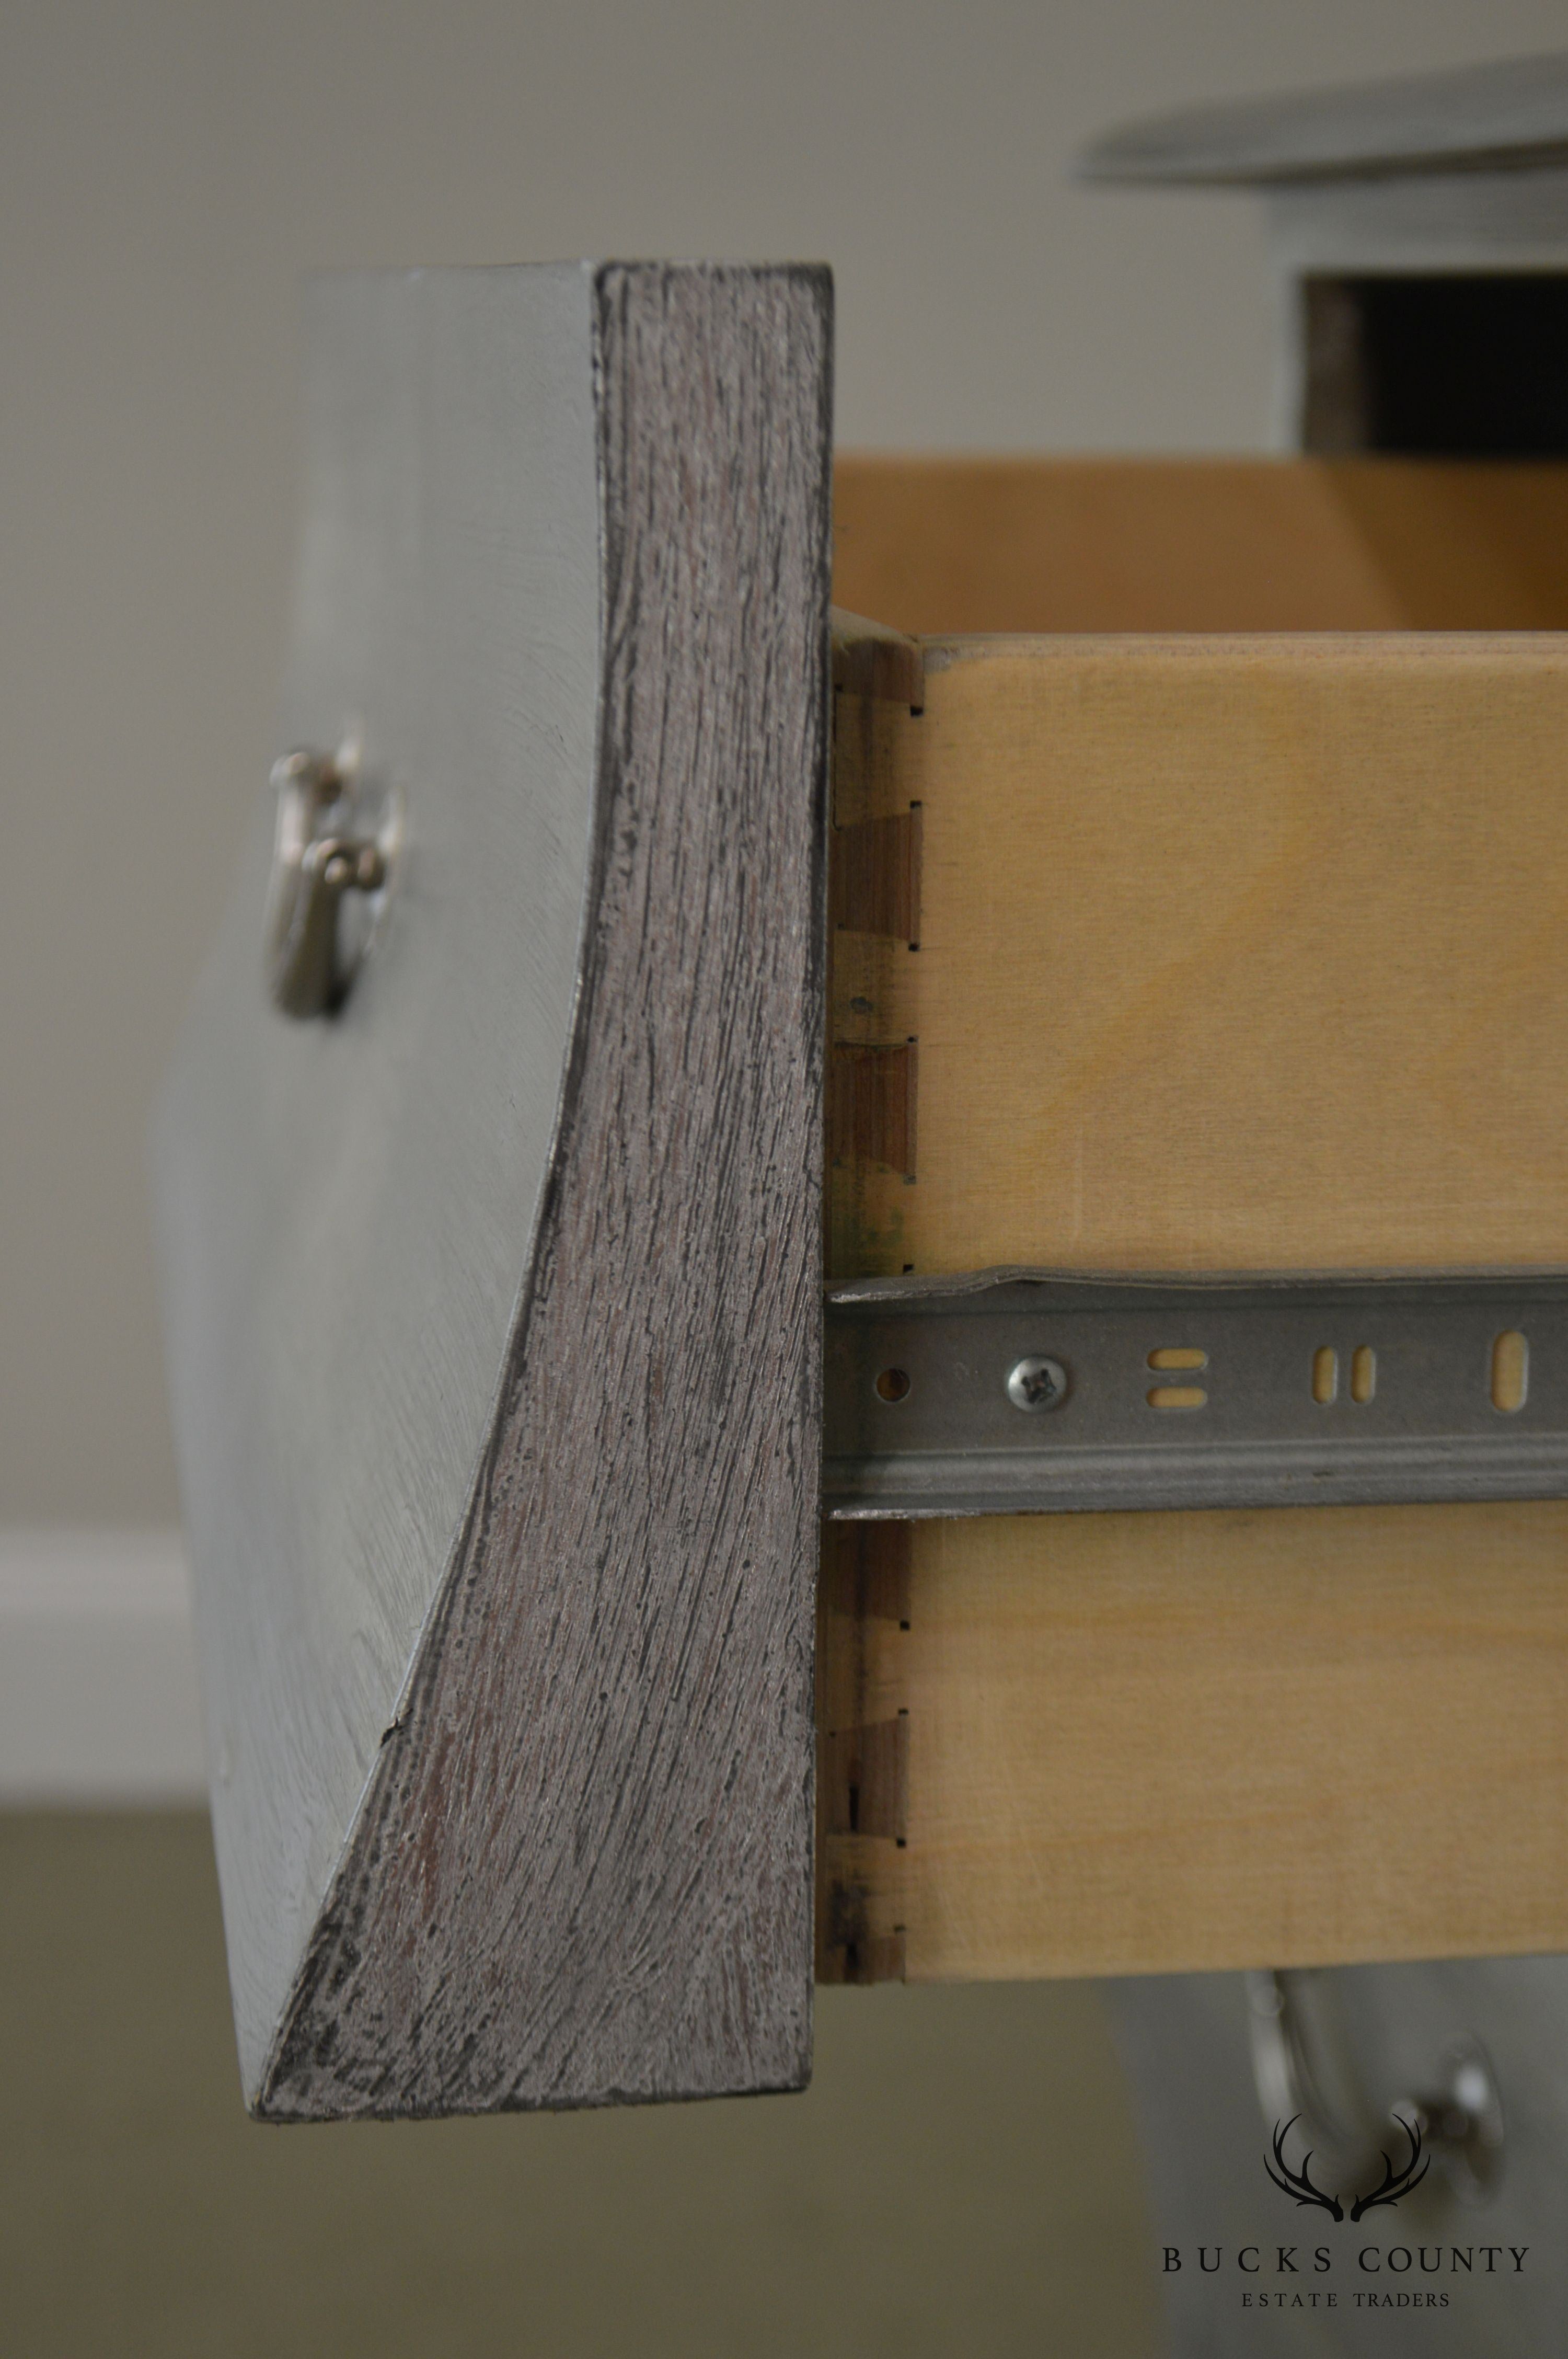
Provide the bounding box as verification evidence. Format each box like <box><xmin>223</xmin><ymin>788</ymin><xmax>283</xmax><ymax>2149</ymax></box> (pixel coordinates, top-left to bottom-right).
<box><xmin>0</xmin><ymin>1530</ymin><xmax>206</xmax><ymax>1803</ymax></box>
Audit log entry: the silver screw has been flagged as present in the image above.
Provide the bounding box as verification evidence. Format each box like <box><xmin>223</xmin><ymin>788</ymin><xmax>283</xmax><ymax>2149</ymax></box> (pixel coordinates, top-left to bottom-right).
<box><xmin>1007</xmin><ymin>1355</ymin><xmax>1068</xmax><ymax>1412</ymax></box>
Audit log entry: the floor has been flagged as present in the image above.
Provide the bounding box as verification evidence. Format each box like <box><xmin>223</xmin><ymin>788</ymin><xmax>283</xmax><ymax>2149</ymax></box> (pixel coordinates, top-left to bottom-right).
<box><xmin>0</xmin><ymin>1813</ymin><xmax>1160</xmax><ymax>2357</ymax></box>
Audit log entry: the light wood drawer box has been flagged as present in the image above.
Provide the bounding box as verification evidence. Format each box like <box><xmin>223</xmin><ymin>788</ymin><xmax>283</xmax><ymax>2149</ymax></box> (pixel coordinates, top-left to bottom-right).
<box><xmin>820</xmin><ymin>456</ymin><xmax>1568</xmax><ymax>1989</ymax></box>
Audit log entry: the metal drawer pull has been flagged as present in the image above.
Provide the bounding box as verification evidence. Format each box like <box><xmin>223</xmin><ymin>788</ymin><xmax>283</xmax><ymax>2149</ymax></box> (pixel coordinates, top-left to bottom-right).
<box><xmin>265</xmin><ymin>744</ymin><xmax>400</xmax><ymax>1018</ymax></box>
<box><xmin>1249</xmin><ymin>1968</ymin><xmax>1505</xmax><ymax>2212</ymax></box>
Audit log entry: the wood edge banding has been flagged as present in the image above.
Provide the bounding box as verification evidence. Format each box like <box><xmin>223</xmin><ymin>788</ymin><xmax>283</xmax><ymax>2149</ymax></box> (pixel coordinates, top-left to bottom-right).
<box><xmin>816</xmin><ymin>1522</ymin><xmax>912</xmax><ymax>1985</ymax></box>
<box><xmin>820</xmin><ymin>618</ymin><xmax>922</xmax><ymax>1987</ymax></box>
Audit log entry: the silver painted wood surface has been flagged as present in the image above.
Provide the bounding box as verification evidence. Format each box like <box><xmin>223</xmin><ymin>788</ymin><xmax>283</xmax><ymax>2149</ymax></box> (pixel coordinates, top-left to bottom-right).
<box><xmin>1264</xmin><ymin>172</ymin><xmax>1568</xmax><ymax>450</ymax></box>
<box><xmin>154</xmin><ymin>261</ymin><xmax>833</xmax><ymax>2116</ymax></box>
<box><xmin>1079</xmin><ymin>53</ymin><xmax>1568</xmax><ymax>187</ymax></box>
<box><xmin>1262</xmin><ymin>166</ymin><xmax>1568</xmax><ymax>280</ymax></box>
<box><xmin>1080</xmin><ymin>60</ymin><xmax>1568</xmax><ymax>455</ymax></box>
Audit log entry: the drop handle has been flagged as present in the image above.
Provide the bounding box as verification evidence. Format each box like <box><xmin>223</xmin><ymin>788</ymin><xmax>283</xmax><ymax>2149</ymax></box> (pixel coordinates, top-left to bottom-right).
<box><xmin>1249</xmin><ymin>1967</ymin><xmax>1505</xmax><ymax>2214</ymax></box>
<box><xmin>265</xmin><ymin>745</ymin><xmax>400</xmax><ymax>1018</ymax></box>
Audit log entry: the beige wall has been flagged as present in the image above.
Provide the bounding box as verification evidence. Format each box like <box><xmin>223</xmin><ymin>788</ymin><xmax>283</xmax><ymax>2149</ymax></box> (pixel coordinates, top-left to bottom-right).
<box><xmin>2</xmin><ymin>0</ymin><xmax>1563</xmax><ymax>1520</ymax></box>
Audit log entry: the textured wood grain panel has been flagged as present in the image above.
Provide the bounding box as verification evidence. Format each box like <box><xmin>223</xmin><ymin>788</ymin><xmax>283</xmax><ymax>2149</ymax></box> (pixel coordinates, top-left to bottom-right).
<box><xmin>820</xmin><ymin>625</ymin><xmax>1568</xmax><ymax>1982</ymax></box>
<box><xmin>159</xmin><ymin>264</ymin><xmax>832</xmax><ymax>2116</ymax></box>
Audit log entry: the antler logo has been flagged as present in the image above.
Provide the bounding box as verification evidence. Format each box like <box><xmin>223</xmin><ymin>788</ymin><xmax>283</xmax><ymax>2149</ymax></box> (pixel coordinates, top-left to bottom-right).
<box><xmin>1349</xmin><ymin>2113</ymin><xmax>1431</xmax><ymax>2221</ymax></box>
<box><xmin>1264</xmin><ymin>2115</ymin><xmax>1344</xmax><ymax>2220</ymax></box>
<box><xmin>1265</xmin><ymin>2112</ymin><xmax>1429</xmax><ymax>2223</ymax></box>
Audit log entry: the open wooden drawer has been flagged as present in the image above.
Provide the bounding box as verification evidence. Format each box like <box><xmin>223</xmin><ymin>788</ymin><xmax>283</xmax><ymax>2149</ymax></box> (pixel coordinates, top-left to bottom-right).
<box><xmin>154</xmin><ymin>264</ymin><xmax>1568</xmax><ymax>2119</ymax></box>
<box><xmin>819</xmin><ymin>458</ymin><xmax>1568</xmax><ymax>1989</ymax></box>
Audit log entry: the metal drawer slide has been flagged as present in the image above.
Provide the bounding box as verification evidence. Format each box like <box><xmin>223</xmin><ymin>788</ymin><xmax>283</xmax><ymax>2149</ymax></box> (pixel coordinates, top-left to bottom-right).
<box><xmin>824</xmin><ymin>1268</ymin><xmax>1568</xmax><ymax>1517</ymax></box>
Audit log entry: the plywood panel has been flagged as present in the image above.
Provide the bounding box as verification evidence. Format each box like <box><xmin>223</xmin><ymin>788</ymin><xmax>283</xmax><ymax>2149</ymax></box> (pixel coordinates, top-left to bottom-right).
<box><xmin>832</xmin><ymin>456</ymin><xmax>1568</xmax><ymax>635</ymax></box>
<box><xmin>843</xmin><ymin>634</ymin><xmax>1568</xmax><ymax>1277</ymax></box>
<box><xmin>893</xmin><ymin>1505</ymin><xmax>1568</xmax><ymax>1979</ymax></box>
<box><xmin>820</xmin><ymin>615</ymin><xmax>1568</xmax><ymax>1982</ymax></box>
